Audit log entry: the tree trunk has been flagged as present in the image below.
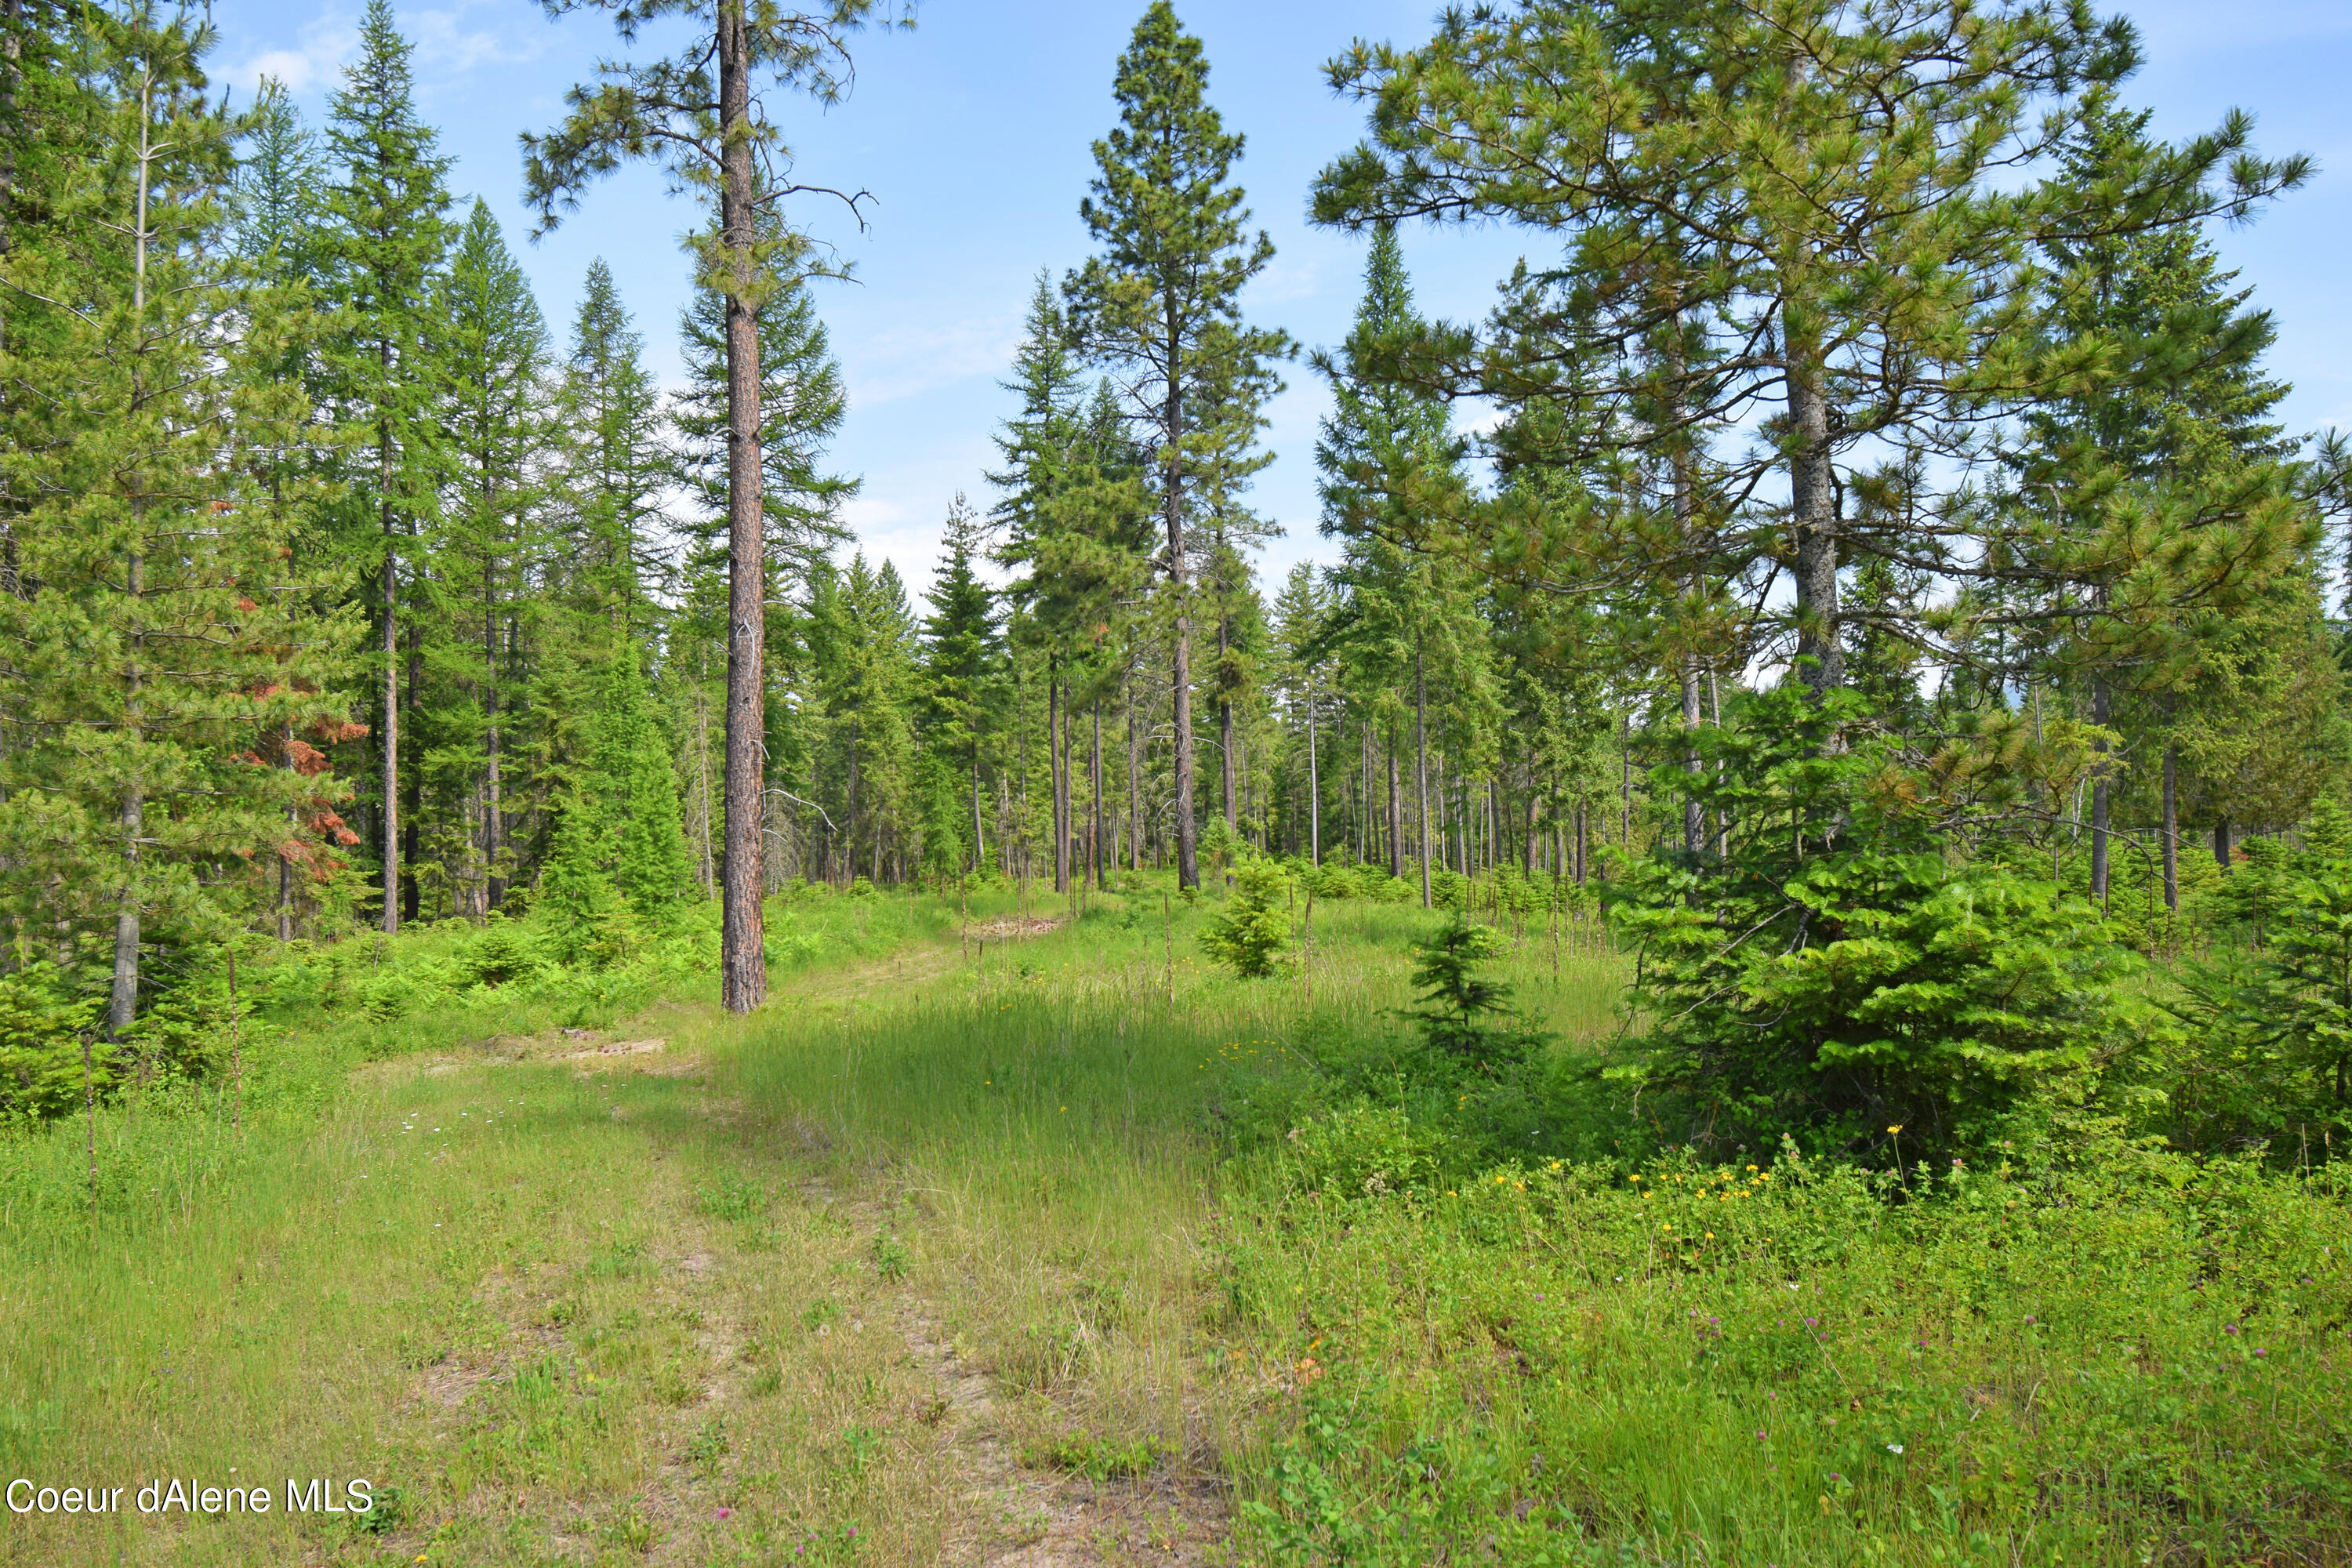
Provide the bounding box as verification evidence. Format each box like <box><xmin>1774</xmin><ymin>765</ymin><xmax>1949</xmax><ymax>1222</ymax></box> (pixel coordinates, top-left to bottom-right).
<box><xmin>485</xmin><ymin>568</ymin><xmax>504</xmax><ymax>909</ymax></box>
<box><xmin>1682</xmin><ymin>657</ymin><xmax>1706</xmax><ymax>856</ymax></box>
<box><xmin>1218</xmin><ymin>644</ymin><xmax>1237</xmax><ymax>838</ymax></box>
<box><xmin>1415</xmin><ymin>644</ymin><xmax>1432</xmax><ymax>909</ymax></box>
<box><xmin>1163</xmin><ymin>365</ymin><xmax>1198</xmax><ymax>890</ymax></box>
<box><xmin>2090</xmin><ymin>677</ymin><xmax>2111</xmax><ymax>904</ymax></box>
<box><xmin>1785</xmin><ymin>332</ymin><xmax>1842</xmax><ymax>698</ymax></box>
<box><xmin>1305</xmin><ymin>681</ymin><xmax>1320</xmax><ymax>866</ymax></box>
<box><xmin>2214</xmin><ymin>821</ymin><xmax>2233</xmax><ymax>873</ymax></box>
<box><xmin>1050</xmin><ymin>666</ymin><xmax>1067</xmax><ymax>895</ymax></box>
<box><xmin>379</xmin><ymin>426</ymin><xmax>398</xmax><ymax>936</ymax></box>
<box><xmin>111</xmin><ymin>549</ymin><xmax>143</xmax><ymax>1036</ymax></box>
<box><xmin>1091</xmin><ymin>699</ymin><xmax>1105</xmax><ymax>891</ymax></box>
<box><xmin>1523</xmin><ymin>770</ymin><xmax>1540</xmax><ymax>877</ymax></box>
<box><xmin>716</xmin><ymin>0</ymin><xmax>767</xmax><ymax>1010</ymax></box>
<box><xmin>2161</xmin><ymin>743</ymin><xmax>2179</xmax><ymax>915</ymax></box>
<box><xmin>1385</xmin><ymin>729</ymin><xmax>1401</xmax><ymax>880</ymax></box>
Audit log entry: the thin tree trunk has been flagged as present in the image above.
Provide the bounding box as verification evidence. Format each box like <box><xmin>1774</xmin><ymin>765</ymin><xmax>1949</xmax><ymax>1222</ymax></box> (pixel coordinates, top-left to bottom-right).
<box><xmin>2215</xmin><ymin>821</ymin><xmax>2232</xmax><ymax>873</ymax></box>
<box><xmin>379</xmin><ymin>431</ymin><xmax>398</xmax><ymax>937</ymax></box>
<box><xmin>1127</xmin><ymin>667</ymin><xmax>1142</xmax><ymax>873</ymax></box>
<box><xmin>111</xmin><ymin>89</ymin><xmax>155</xmax><ymax>1036</ymax></box>
<box><xmin>717</xmin><ymin>0</ymin><xmax>768</xmax><ymax>1009</ymax></box>
<box><xmin>1415</xmin><ymin>644</ymin><xmax>1432</xmax><ymax>909</ymax></box>
<box><xmin>1163</xmin><ymin>360</ymin><xmax>1198</xmax><ymax>890</ymax></box>
<box><xmin>1050</xmin><ymin>666</ymin><xmax>1067</xmax><ymax>895</ymax></box>
<box><xmin>1092</xmin><ymin>699</ymin><xmax>1105</xmax><ymax>891</ymax></box>
<box><xmin>2090</xmin><ymin>677</ymin><xmax>2111</xmax><ymax>904</ymax></box>
<box><xmin>1374</xmin><ymin>728</ymin><xmax>1392</xmax><ymax>879</ymax></box>
<box><xmin>485</xmin><ymin>561</ymin><xmax>504</xmax><ymax>909</ymax></box>
<box><xmin>2161</xmin><ymin>744</ymin><xmax>2180</xmax><ymax>916</ymax></box>
<box><xmin>1306</xmin><ymin>681</ymin><xmax>1320</xmax><ymax>866</ymax></box>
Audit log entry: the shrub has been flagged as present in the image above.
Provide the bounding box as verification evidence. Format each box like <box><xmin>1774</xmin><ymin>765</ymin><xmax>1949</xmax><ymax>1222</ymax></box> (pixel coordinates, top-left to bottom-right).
<box><xmin>1617</xmin><ymin>683</ymin><xmax>2141</xmax><ymax>1160</ymax></box>
<box><xmin>1199</xmin><ymin>856</ymin><xmax>1294</xmax><ymax>978</ymax></box>
<box><xmin>1403</xmin><ymin>909</ymin><xmax>1528</xmax><ymax>1074</ymax></box>
<box><xmin>2164</xmin><ymin>847</ymin><xmax>2352</xmax><ymax>1153</ymax></box>
<box><xmin>0</xmin><ymin>964</ymin><xmax>105</xmax><ymax>1122</ymax></box>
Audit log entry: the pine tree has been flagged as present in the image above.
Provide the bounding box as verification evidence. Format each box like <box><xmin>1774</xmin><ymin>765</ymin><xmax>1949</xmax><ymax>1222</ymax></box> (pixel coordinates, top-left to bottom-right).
<box><xmin>2009</xmin><ymin>96</ymin><xmax>2325</xmax><ymax>906</ymax></box>
<box><xmin>1064</xmin><ymin>2</ymin><xmax>1291</xmax><ymax>890</ymax></box>
<box><xmin>1318</xmin><ymin>226</ymin><xmax>1484</xmax><ymax>902</ymax></box>
<box><xmin>526</xmin><ymin>0</ymin><xmax>907</xmax><ymax>1011</ymax></box>
<box><xmin>1314</xmin><ymin>0</ymin><xmax>2306</xmax><ymax>699</ymax></box>
<box><xmin>319</xmin><ymin>0</ymin><xmax>453</xmax><ymax>935</ymax></box>
<box><xmin>673</xmin><ymin>256</ymin><xmax>855</xmax><ymax>583</ymax></box>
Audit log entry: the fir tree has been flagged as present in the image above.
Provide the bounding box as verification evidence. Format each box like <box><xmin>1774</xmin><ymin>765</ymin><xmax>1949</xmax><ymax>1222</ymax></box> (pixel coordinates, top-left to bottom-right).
<box><xmin>319</xmin><ymin>0</ymin><xmax>454</xmax><ymax>935</ymax></box>
<box><xmin>437</xmin><ymin>198</ymin><xmax>546</xmax><ymax>911</ymax></box>
<box><xmin>919</xmin><ymin>495</ymin><xmax>1004</xmax><ymax>876</ymax></box>
<box><xmin>557</xmin><ymin>259</ymin><xmax>669</xmax><ymax>628</ymax></box>
<box><xmin>0</xmin><ymin>6</ymin><xmax>354</xmax><ymax>1032</ymax></box>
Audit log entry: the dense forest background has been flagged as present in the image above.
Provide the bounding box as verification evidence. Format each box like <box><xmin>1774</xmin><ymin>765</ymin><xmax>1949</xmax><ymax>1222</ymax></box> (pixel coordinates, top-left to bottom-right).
<box><xmin>5</xmin><ymin>0</ymin><xmax>2350</xmax><ymax>1155</ymax></box>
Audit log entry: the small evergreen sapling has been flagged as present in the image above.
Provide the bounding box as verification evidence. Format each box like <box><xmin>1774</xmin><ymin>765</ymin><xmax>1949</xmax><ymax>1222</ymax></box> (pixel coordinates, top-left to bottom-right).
<box><xmin>1404</xmin><ymin>910</ymin><xmax>1524</xmax><ymax>1073</ymax></box>
<box><xmin>1199</xmin><ymin>858</ymin><xmax>1293</xmax><ymax>978</ymax></box>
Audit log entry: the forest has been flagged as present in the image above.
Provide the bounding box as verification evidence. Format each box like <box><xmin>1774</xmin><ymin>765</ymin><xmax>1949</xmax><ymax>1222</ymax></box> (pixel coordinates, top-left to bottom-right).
<box><xmin>3</xmin><ymin>0</ymin><xmax>2350</xmax><ymax>1564</ymax></box>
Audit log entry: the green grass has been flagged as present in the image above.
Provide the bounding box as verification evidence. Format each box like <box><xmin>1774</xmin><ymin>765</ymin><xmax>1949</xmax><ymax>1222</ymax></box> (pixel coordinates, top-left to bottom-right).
<box><xmin>3</xmin><ymin>877</ymin><xmax>2346</xmax><ymax>1566</ymax></box>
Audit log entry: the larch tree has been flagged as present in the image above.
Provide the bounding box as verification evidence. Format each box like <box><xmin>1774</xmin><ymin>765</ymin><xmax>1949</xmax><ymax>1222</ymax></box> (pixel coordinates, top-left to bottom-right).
<box><xmin>523</xmin><ymin>0</ymin><xmax>912</xmax><ymax>1012</ymax></box>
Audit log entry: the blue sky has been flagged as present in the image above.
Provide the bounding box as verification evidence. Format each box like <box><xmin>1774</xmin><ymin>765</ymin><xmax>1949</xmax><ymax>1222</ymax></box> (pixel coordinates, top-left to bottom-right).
<box><xmin>213</xmin><ymin>0</ymin><xmax>2352</xmax><ymax>600</ymax></box>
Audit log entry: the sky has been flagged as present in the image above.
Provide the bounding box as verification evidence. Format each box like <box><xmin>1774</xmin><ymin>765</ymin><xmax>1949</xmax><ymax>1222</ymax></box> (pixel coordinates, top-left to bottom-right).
<box><xmin>213</xmin><ymin>0</ymin><xmax>2352</xmax><ymax>603</ymax></box>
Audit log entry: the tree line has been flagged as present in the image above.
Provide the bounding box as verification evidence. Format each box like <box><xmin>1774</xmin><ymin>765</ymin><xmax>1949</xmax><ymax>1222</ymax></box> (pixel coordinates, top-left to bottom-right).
<box><xmin>3</xmin><ymin>0</ymin><xmax>2347</xmax><ymax>1051</ymax></box>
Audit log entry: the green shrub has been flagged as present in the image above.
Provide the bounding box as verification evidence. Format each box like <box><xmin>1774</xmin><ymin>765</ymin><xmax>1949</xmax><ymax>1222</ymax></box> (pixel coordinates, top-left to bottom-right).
<box><xmin>1199</xmin><ymin>856</ymin><xmax>1294</xmax><ymax>978</ymax></box>
<box><xmin>1617</xmin><ymin>684</ymin><xmax>2140</xmax><ymax>1160</ymax></box>
<box><xmin>1403</xmin><ymin>909</ymin><xmax>1528</xmax><ymax>1073</ymax></box>
<box><xmin>0</xmin><ymin>964</ymin><xmax>105</xmax><ymax>1122</ymax></box>
<box><xmin>2163</xmin><ymin>846</ymin><xmax>2352</xmax><ymax>1153</ymax></box>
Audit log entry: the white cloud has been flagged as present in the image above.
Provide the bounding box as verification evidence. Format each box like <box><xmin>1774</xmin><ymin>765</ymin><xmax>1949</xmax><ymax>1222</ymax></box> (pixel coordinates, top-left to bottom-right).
<box><xmin>227</xmin><ymin>1</ymin><xmax>539</xmax><ymax>100</ymax></box>
<box><xmin>844</xmin><ymin>313</ymin><xmax>1021</xmax><ymax>408</ymax></box>
<box><xmin>411</xmin><ymin>5</ymin><xmax>543</xmax><ymax>76</ymax></box>
<box><xmin>1246</xmin><ymin>259</ymin><xmax>1321</xmax><ymax>307</ymax></box>
<box><xmin>229</xmin><ymin>10</ymin><xmax>358</xmax><ymax>96</ymax></box>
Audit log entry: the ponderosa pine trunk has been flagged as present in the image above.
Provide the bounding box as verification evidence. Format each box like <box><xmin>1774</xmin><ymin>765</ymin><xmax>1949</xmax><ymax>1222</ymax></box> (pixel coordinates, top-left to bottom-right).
<box><xmin>1786</xmin><ymin>333</ymin><xmax>1842</xmax><ymax>699</ymax></box>
<box><xmin>1163</xmin><ymin>351</ymin><xmax>1198</xmax><ymax>890</ymax></box>
<box><xmin>717</xmin><ymin>0</ymin><xmax>768</xmax><ymax>1011</ymax></box>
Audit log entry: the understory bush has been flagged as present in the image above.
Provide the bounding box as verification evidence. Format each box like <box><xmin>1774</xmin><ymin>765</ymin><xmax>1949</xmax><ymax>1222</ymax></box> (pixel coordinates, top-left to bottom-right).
<box><xmin>1614</xmin><ymin>684</ymin><xmax>2147</xmax><ymax>1163</ymax></box>
<box><xmin>1222</xmin><ymin>1117</ymin><xmax>2352</xmax><ymax>1567</ymax></box>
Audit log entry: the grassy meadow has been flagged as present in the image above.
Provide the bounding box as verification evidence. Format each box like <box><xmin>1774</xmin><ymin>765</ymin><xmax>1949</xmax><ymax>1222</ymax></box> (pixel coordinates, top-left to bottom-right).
<box><xmin>2</xmin><ymin>880</ymin><xmax>2347</xmax><ymax>1566</ymax></box>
